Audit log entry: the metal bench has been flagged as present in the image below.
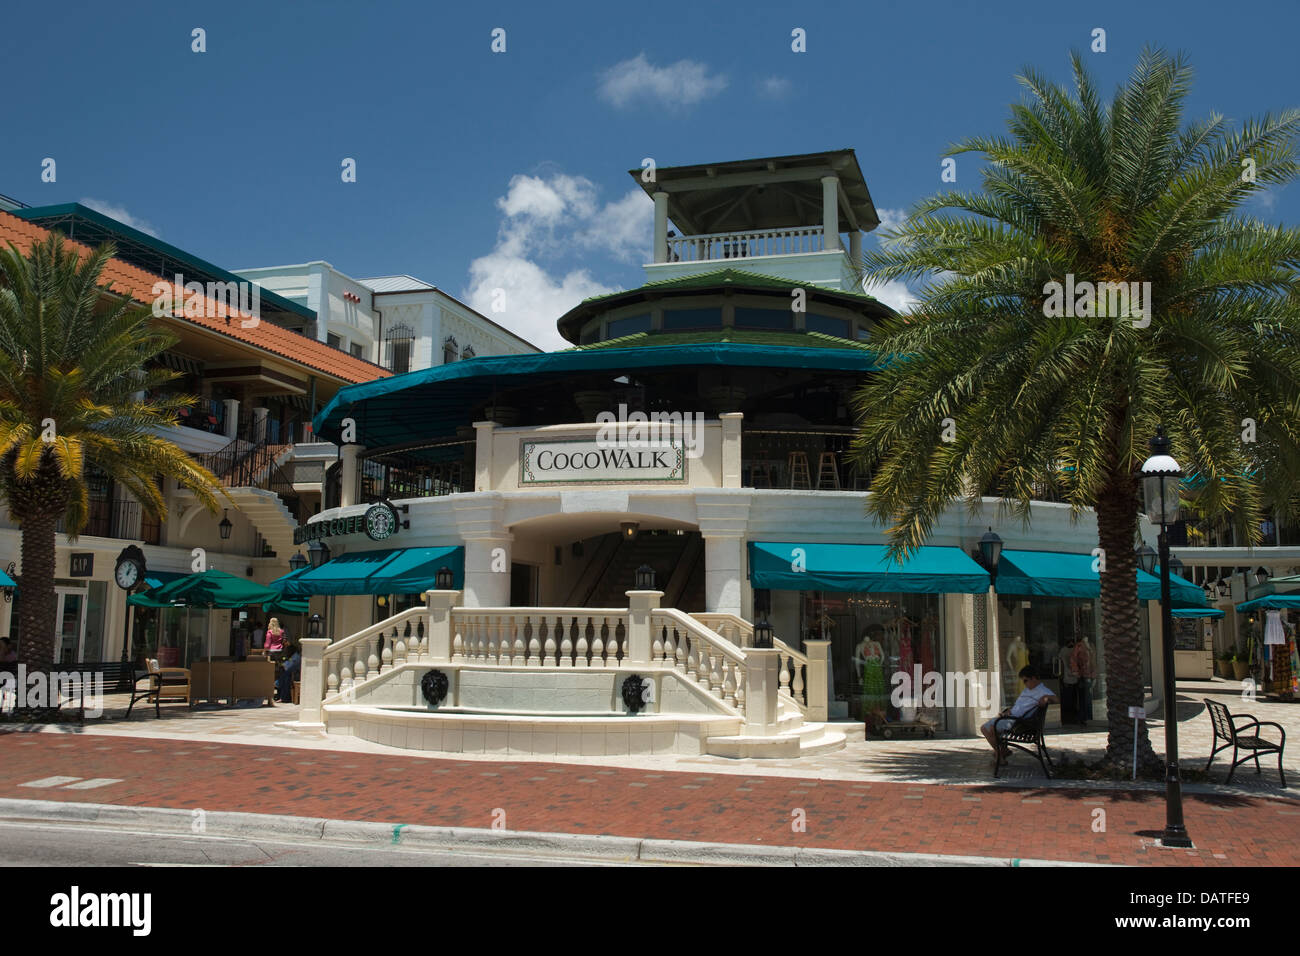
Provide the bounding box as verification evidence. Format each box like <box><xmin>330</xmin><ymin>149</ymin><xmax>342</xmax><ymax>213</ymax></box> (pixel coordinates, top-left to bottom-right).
<box><xmin>1203</xmin><ymin>698</ymin><xmax>1286</xmax><ymax>786</ymax></box>
<box><xmin>992</xmin><ymin>703</ymin><xmax>1053</xmax><ymax>778</ymax></box>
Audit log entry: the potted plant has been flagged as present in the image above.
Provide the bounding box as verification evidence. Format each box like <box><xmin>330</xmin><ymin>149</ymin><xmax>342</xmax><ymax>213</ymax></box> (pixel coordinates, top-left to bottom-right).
<box><xmin>1216</xmin><ymin>651</ymin><xmax>1234</xmax><ymax>679</ymax></box>
<box><xmin>1231</xmin><ymin>651</ymin><xmax>1251</xmax><ymax>681</ymax></box>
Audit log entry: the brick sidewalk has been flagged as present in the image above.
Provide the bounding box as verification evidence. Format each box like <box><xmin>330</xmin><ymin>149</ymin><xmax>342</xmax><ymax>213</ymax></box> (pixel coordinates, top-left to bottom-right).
<box><xmin>2</xmin><ymin>734</ymin><xmax>1296</xmax><ymax>865</ymax></box>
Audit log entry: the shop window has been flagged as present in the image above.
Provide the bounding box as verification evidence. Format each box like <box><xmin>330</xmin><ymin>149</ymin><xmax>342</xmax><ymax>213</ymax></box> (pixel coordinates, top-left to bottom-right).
<box><xmin>998</xmin><ymin>596</ymin><xmax>1104</xmax><ymax>723</ymax></box>
<box><xmin>806</xmin><ymin>313</ymin><xmax>851</xmax><ymax>338</ymax></box>
<box><xmin>798</xmin><ymin>591</ymin><xmax>945</xmax><ymax>729</ymax></box>
<box><xmin>662</xmin><ymin>308</ymin><xmax>720</xmax><ymax>331</ymax></box>
<box><xmin>607</xmin><ymin>313</ymin><xmax>651</xmax><ymax>339</ymax></box>
<box><xmin>734</xmin><ymin>308</ymin><xmax>793</xmax><ymax>330</ymax></box>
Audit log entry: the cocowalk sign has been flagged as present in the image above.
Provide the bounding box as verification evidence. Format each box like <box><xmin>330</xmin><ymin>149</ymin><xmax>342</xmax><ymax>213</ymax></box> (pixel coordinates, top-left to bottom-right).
<box><xmin>520</xmin><ymin>438</ymin><xmax>687</xmax><ymax>485</ymax></box>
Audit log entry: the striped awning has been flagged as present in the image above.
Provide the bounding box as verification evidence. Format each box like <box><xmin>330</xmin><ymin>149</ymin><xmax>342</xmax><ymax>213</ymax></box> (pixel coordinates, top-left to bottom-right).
<box><xmin>156</xmin><ymin>351</ymin><xmax>204</xmax><ymax>376</ymax></box>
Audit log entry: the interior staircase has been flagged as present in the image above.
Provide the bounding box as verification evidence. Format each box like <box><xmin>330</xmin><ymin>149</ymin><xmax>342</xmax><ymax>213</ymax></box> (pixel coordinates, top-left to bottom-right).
<box><xmin>586</xmin><ymin>533</ymin><xmax>692</xmax><ymax>607</ymax></box>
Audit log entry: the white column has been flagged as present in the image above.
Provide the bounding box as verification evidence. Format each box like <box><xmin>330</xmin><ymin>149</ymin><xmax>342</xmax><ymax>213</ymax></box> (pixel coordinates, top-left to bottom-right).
<box><xmin>821</xmin><ymin>176</ymin><xmax>841</xmax><ymax>251</ymax></box>
<box><xmin>625</xmin><ymin>590</ymin><xmax>662</xmax><ymax>664</ymax></box>
<box><xmin>222</xmin><ymin>399</ymin><xmax>240</xmax><ymax>439</ymax></box>
<box><xmin>463</xmin><ymin>535</ymin><xmax>511</xmax><ymax>608</ymax></box>
<box><xmin>298</xmin><ymin>637</ymin><xmax>330</xmax><ymax>726</ymax></box>
<box><xmin>653</xmin><ymin>191</ymin><xmax>669</xmax><ymax>264</ymax></box>
<box><xmin>720</xmin><ymin>412</ymin><xmax>743</xmax><ymax>489</ymax></box>
<box><xmin>340</xmin><ymin>444</ymin><xmax>364</xmax><ymax>507</ymax></box>
<box><xmin>703</xmin><ymin>534</ymin><xmax>744</xmax><ymax>616</ymax></box>
<box><xmin>743</xmin><ymin>648</ymin><xmax>781</xmax><ymax>735</ymax></box>
<box><xmin>253</xmin><ymin>406</ymin><xmax>269</xmax><ymax>443</ymax></box>
<box><xmin>848</xmin><ymin>230</ymin><xmax>861</xmax><ymax>263</ymax></box>
<box><xmin>803</xmin><ymin>639</ymin><xmax>831</xmax><ymax>722</ymax></box>
<box><xmin>474</xmin><ymin>420</ymin><xmax>496</xmax><ymax>492</ymax></box>
<box><xmin>426</xmin><ymin>590</ymin><xmax>460</xmax><ymax>662</ymax></box>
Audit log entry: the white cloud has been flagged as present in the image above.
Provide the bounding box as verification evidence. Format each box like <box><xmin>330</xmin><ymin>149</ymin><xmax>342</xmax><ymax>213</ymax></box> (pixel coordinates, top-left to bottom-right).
<box><xmin>873</xmin><ymin>207</ymin><xmax>907</xmax><ymax>237</ymax></box>
<box><xmin>598</xmin><ymin>54</ymin><xmax>727</xmax><ymax>109</ymax></box>
<box><xmin>79</xmin><ymin>198</ymin><xmax>159</xmax><ymax>237</ymax></box>
<box><xmin>464</xmin><ymin>171</ymin><xmax>653</xmax><ymax>350</ymax></box>
<box><xmin>861</xmin><ymin>278</ymin><xmax>917</xmax><ymax>315</ymax></box>
<box><xmin>761</xmin><ymin>76</ymin><xmax>790</xmax><ymax>98</ymax></box>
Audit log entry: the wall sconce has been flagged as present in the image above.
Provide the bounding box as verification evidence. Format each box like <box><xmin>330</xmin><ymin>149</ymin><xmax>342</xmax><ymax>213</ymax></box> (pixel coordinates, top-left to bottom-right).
<box><xmin>377</xmin><ymin>594</ymin><xmax>387</xmax><ymax>607</ymax></box>
<box><xmin>621</xmin><ymin>521</ymin><xmax>639</xmax><ymax>542</ymax></box>
<box><xmin>634</xmin><ymin>564</ymin><xmax>655</xmax><ymax>590</ymax></box>
<box><xmin>436</xmin><ymin>566</ymin><xmax>454</xmax><ymax>590</ymax></box>
<box><xmin>218</xmin><ymin>510</ymin><xmax>233</xmax><ymax>540</ymax></box>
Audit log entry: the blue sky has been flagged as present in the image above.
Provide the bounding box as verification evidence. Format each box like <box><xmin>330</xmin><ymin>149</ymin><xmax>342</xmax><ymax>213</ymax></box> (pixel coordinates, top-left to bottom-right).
<box><xmin>2</xmin><ymin>0</ymin><xmax>1297</xmax><ymax>350</ymax></box>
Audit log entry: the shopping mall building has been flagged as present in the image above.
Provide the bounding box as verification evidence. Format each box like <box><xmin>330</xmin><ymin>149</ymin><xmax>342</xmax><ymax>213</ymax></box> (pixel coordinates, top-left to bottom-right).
<box><xmin>275</xmin><ymin>150</ymin><xmax>1300</xmax><ymax>755</ymax></box>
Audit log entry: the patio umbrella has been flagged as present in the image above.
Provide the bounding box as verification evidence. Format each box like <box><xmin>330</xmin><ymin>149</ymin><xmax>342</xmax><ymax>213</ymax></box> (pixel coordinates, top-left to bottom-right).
<box><xmin>153</xmin><ymin>568</ymin><xmax>281</xmax><ymax>609</ymax></box>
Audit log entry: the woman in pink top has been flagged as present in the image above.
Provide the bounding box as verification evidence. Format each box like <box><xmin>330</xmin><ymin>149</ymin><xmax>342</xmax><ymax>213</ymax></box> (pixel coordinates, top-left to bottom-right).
<box><xmin>265</xmin><ymin>618</ymin><xmax>286</xmax><ymax>660</ymax></box>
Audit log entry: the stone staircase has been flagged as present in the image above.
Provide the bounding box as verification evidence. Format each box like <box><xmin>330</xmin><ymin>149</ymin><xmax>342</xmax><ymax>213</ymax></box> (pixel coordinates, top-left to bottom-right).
<box><xmin>703</xmin><ymin>697</ymin><xmax>863</xmax><ymax>758</ymax></box>
<box><xmin>586</xmin><ymin>533</ymin><xmax>691</xmax><ymax>607</ymax></box>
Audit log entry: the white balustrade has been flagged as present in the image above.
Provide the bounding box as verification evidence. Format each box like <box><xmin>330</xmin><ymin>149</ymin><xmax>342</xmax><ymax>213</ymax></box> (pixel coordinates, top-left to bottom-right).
<box><xmin>665</xmin><ymin>226</ymin><xmax>826</xmax><ymax>263</ymax></box>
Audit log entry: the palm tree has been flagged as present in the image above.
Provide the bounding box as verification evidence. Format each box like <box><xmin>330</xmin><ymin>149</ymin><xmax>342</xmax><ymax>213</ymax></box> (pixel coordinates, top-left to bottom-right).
<box><xmin>0</xmin><ymin>234</ymin><xmax>224</xmax><ymax>686</ymax></box>
<box><xmin>851</xmin><ymin>49</ymin><xmax>1300</xmax><ymax>771</ymax></box>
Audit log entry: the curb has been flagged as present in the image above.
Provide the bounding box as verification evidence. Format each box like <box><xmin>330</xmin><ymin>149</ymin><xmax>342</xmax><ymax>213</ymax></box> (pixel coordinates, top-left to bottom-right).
<box><xmin>0</xmin><ymin>798</ymin><xmax>1102</xmax><ymax>867</ymax></box>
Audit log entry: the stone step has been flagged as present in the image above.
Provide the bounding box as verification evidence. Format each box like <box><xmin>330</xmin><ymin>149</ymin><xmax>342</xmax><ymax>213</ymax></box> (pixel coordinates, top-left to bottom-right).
<box><xmin>704</xmin><ymin>722</ymin><xmax>848</xmax><ymax>758</ymax></box>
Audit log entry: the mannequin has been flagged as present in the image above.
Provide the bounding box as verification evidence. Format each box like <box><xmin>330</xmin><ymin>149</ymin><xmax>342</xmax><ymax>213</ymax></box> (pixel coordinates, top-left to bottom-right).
<box><xmin>1005</xmin><ymin>634</ymin><xmax>1029</xmax><ymax>694</ymax></box>
<box><xmin>854</xmin><ymin>628</ymin><xmax>887</xmax><ymax>719</ymax></box>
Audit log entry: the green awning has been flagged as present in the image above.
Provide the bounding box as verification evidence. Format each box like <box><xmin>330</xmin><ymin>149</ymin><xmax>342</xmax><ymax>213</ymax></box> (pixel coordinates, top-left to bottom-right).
<box><xmin>1171</xmin><ymin>607</ymin><xmax>1225</xmax><ymax>619</ymax></box>
<box><xmin>0</xmin><ymin>566</ymin><xmax>15</xmax><ymax>589</ymax></box>
<box><xmin>128</xmin><ymin>591</ymin><xmax>184</xmax><ymax>608</ymax></box>
<box><xmin>263</xmin><ymin>598</ymin><xmax>311</xmax><ymax>615</ymax></box>
<box><xmin>1236</xmin><ymin>594</ymin><xmax>1300</xmax><ymax>612</ymax></box>
<box><xmin>747</xmin><ymin>542</ymin><xmax>990</xmax><ymax>594</ymax></box>
<box><xmin>994</xmin><ymin>550</ymin><xmax>1206</xmax><ymax>605</ymax></box>
<box><xmin>270</xmin><ymin>546</ymin><xmax>465</xmax><ymax>597</ymax></box>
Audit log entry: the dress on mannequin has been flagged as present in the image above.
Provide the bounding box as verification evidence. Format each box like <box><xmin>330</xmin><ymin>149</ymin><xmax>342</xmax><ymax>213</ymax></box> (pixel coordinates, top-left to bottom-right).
<box><xmin>1006</xmin><ymin>634</ymin><xmax>1029</xmax><ymax>692</ymax></box>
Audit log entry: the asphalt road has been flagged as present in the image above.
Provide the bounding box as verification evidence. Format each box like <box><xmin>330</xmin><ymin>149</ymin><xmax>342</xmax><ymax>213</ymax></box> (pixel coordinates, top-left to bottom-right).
<box><xmin>0</xmin><ymin>820</ymin><xmax>637</xmax><ymax>867</ymax></box>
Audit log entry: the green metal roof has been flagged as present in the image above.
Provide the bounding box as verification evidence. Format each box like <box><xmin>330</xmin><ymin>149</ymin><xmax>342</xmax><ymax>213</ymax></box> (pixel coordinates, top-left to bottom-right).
<box><xmin>312</xmin><ymin>341</ymin><xmax>883</xmax><ymax>449</ymax></box>
<box><xmin>570</xmin><ymin>328</ymin><xmax>874</xmax><ymax>352</ymax></box>
<box><xmin>557</xmin><ymin>268</ymin><xmax>891</xmax><ymax>343</ymax></box>
<box><xmin>15</xmin><ymin>203</ymin><xmax>316</xmax><ymax>324</ymax></box>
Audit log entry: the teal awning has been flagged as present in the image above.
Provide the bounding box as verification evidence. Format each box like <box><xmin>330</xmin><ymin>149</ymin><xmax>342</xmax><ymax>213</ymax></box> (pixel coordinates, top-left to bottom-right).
<box><xmin>994</xmin><ymin>550</ymin><xmax>1206</xmax><ymax>605</ymax></box>
<box><xmin>264</xmin><ymin>598</ymin><xmax>311</xmax><ymax>615</ymax></box>
<box><xmin>747</xmin><ymin>542</ymin><xmax>990</xmax><ymax>594</ymax></box>
<box><xmin>0</xmin><ymin>566</ymin><xmax>15</xmax><ymax>589</ymax></box>
<box><xmin>1171</xmin><ymin>607</ymin><xmax>1225</xmax><ymax>619</ymax></box>
<box><xmin>270</xmin><ymin>546</ymin><xmax>464</xmax><ymax>597</ymax></box>
<box><xmin>1236</xmin><ymin>594</ymin><xmax>1300</xmax><ymax>612</ymax></box>
<box><xmin>313</xmin><ymin>343</ymin><xmax>884</xmax><ymax>449</ymax></box>
<box><xmin>144</xmin><ymin>570</ymin><xmax>187</xmax><ymax>590</ymax></box>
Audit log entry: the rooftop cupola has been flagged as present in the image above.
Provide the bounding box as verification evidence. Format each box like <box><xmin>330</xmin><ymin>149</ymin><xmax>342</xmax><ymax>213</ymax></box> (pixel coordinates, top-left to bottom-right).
<box><xmin>630</xmin><ymin>149</ymin><xmax>881</xmax><ymax>292</ymax></box>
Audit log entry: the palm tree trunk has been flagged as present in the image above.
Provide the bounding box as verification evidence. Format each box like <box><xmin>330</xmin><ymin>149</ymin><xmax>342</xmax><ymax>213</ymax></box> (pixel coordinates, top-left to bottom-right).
<box><xmin>1095</xmin><ymin>481</ymin><xmax>1161</xmax><ymax>772</ymax></box>
<box><xmin>16</xmin><ymin>510</ymin><xmax>58</xmax><ymax>676</ymax></box>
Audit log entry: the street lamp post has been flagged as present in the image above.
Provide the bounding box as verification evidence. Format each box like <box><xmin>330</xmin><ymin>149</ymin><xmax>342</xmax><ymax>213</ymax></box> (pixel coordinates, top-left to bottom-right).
<box><xmin>1140</xmin><ymin>426</ymin><xmax>1193</xmax><ymax>849</ymax></box>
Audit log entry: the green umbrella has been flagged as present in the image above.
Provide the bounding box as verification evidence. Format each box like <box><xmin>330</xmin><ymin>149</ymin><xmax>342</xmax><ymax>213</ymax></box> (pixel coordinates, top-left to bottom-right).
<box><xmin>153</xmin><ymin>568</ymin><xmax>281</xmax><ymax>609</ymax></box>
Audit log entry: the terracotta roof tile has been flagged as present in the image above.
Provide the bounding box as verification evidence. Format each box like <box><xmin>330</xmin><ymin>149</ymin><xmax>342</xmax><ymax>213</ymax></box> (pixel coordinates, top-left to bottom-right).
<box><xmin>0</xmin><ymin>210</ymin><xmax>390</xmax><ymax>385</ymax></box>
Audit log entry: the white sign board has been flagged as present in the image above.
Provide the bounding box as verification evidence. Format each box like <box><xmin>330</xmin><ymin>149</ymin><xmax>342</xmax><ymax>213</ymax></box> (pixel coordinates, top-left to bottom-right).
<box><xmin>1128</xmin><ymin>705</ymin><xmax>1145</xmax><ymax>720</ymax></box>
<box><xmin>520</xmin><ymin>438</ymin><xmax>686</xmax><ymax>485</ymax></box>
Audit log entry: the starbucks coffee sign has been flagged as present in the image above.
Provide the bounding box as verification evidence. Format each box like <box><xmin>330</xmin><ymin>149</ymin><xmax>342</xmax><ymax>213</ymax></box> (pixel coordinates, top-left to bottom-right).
<box><xmin>520</xmin><ymin>438</ymin><xmax>686</xmax><ymax>485</ymax></box>
<box><xmin>294</xmin><ymin>501</ymin><xmax>402</xmax><ymax>545</ymax></box>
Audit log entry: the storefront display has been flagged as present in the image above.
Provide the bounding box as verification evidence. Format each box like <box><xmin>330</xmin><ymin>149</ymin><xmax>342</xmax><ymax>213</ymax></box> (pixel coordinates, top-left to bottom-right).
<box><xmin>998</xmin><ymin>597</ymin><xmax>1104</xmax><ymax>723</ymax></box>
<box><xmin>799</xmin><ymin>591</ymin><xmax>944</xmax><ymax>730</ymax></box>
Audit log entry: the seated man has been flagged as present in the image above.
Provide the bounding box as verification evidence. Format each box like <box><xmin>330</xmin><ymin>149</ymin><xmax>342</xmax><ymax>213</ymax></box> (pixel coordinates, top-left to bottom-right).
<box><xmin>981</xmin><ymin>665</ymin><xmax>1057</xmax><ymax>762</ymax></box>
<box><xmin>276</xmin><ymin>644</ymin><xmax>301</xmax><ymax>704</ymax></box>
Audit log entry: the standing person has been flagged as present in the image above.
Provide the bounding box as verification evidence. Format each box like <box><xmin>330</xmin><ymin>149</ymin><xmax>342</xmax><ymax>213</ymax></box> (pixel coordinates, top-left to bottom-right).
<box><xmin>265</xmin><ymin>617</ymin><xmax>286</xmax><ymax>663</ymax></box>
<box><xmin>1057</xmin><ymin>637</ymin><xmax>1079</xmax><ymax>725</ymax></box>
<box><xmin>276</xmin><ymin>643</ymin><xmax>301</xmax><ymax>703</ymax></box>
<box><xmin>251</xmin><ymin>618</ymin><xmax>266</xmax><ymax>651</ymax></box>
<box><xmin>1071</xmin><ymin>636</ymin><xmax>1096</xmax><ymax>726</ymax></box>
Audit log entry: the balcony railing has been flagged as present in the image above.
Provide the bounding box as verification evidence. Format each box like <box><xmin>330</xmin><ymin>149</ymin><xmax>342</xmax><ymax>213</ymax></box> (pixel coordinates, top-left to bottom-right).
<box><xmin>741</xmin><ymin>427</ymin><xmax>865</xmax><ymax>491</ymax></box>
<box><xmin>59</xmin><ymin>499</ymin><xmax>156</xmax><ymax>542</ymax></box>
<box><xmin>665</xmin><ymin>226</ymin><xmax>827</xmax><ymax>263</ymax></box>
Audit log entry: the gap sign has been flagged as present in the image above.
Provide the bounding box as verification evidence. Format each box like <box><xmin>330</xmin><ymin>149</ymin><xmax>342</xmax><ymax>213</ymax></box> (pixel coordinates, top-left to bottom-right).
<box><xmin>519</xmin><ymin>438</ymin><xmax>686</xmax><ymax>485</ymax></box>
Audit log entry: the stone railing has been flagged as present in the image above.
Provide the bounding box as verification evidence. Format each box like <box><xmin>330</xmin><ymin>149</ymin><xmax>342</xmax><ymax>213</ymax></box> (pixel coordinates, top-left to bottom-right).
<box><xmin>691</xmin><ymin>612</ymin><xmax>829</xmax><ymax>721</ymax></box>
<box><xmin>322</xmin><ymin>607</ymin><xmax>430</xmax><ymax>700</ymax></box>
<box><xmin>299</xmin><ymin>590</ymin><xmax>787</xmax><ymax>735</ymax></box>
<box><xmin>451</xmin><ymin>608</ymin><xmax>629</xmax><ymax>667</ymax></box>
<box><xmin>651</xmin><ymin>608</ymin><xmax>749</xmax><ymax>711</ymax></box>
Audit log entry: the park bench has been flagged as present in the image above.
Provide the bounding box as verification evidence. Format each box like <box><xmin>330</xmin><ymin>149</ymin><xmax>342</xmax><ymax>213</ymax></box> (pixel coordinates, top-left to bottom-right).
<box><xmin>992</xmin><ymin>702</ymin><xmax>1054</xmax><ymax>779</ymax></box>
<box><xmin>1203</xmin><ymin>698</ymin><xmax>1286</xmax><ymax>786</ymax></box>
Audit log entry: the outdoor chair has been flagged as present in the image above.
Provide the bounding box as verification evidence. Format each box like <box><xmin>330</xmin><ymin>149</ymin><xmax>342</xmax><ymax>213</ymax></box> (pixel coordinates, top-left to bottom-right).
<box><xmin>125</xmin><ymin>659</ymin><xmax>192</xmax><ymax>718</ymax></box>
<box><xmin>1203</xmin><ymin>698</ymin><xmax>1286</xmax><ymax>786</ymax></box>
<box><xmin>992</xmin><ymin>702</ymin><xmax>1053</xmax><ymax>778</ymax></box>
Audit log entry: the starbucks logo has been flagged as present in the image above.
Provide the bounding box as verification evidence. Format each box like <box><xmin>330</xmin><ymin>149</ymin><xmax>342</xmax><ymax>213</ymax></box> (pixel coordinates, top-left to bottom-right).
<box><xmin>364</xmin><ymin>502</ymin><xmax>398</xmax><ymax>541</ymax></box>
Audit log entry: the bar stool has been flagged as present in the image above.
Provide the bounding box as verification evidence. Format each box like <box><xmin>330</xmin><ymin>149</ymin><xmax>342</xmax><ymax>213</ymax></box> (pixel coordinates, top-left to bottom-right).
<box><xmin>817</xmin><ymin>452</ymin><xmax>841</xmax><ymax>490</ymax></box>
<box><xmin>788</xmin><ymin>451</ymin><xmax>812</xmax><ymax>489</ymax></box>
